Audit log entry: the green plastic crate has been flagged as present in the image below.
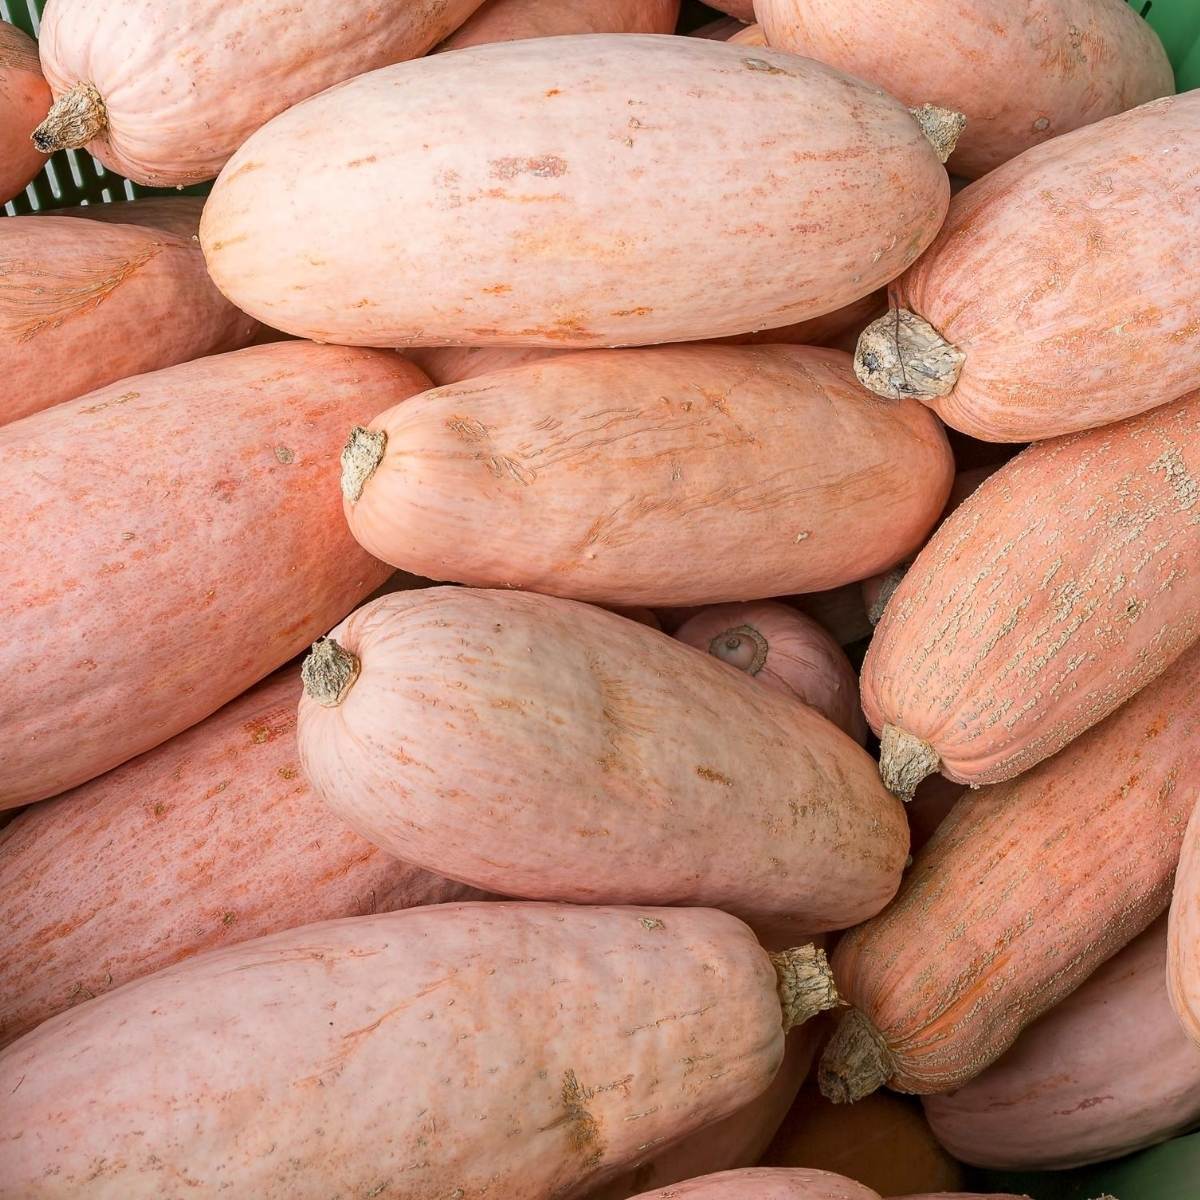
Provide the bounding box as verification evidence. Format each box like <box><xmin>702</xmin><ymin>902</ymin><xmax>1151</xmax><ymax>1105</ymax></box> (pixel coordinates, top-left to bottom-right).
<box><xmin>3</xmin><ymin>0</ymin><xmax>1198</xmax><ymax>217</ymax></box>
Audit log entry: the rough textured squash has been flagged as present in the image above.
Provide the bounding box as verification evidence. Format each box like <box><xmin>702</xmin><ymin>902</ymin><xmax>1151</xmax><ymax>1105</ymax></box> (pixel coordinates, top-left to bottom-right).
<box><xmin>439</xmin><ymin>0</ymin><xmax>679</xmax><ymax>49</ymax></box>
<box><xmin>32</xmin><ymin>0</ymin><xmax>487</xmax><ymax>186</ymax></box>
<box><xmin>629</xmin><ymin>1168</ymin><xmax>877</xmax><ymax>1200</ymax></box>
<box><xmin>756</xmin><ymin>0</ymin><xmax>1172</xmax><ymax>178</ymax></box>
<box><xmin>0</xmin><ymin>20</ymin><xmax>51</xmax><ymax>203</ymax></box>
<box><xmin>764</xmin><ymin>1085</ymin><xmax>966</xmax><ymax>1195</ymax></box>
<box><xmin>0</xmin><ymin>903</ymin><xmax>836</xmax><ymax>1199</ymax></box>
<box><xmin>862</xmin><ymin>391</ymin><xmax>1200</xmax><ymax>798</ymax></box>
<box><xmin>0</xmin><ymin>669</ymin><xmax>485</xmax><ymax>1049</ymax></box>
<box><xmin>0</xmin><ymin>343</ymin><xmax>425</xmax><ymax>809</ymax></box>
<box><xmin>925</xmin><ymin>916</ymin><xmax>1200</xmax><ymax>1170</ymax></box>
<box><xmin>854</xmin><ymin>94</ymin><xmax>1200</xmax><ymax>441</ymax></box>
<box><xmin>819</xmin><ymin>641</ymin><xmax>1200</xmax><ymax>1102</ymax></box>
<box><xmin>341</xmin><ymin>345</ymin><xmax>954</xmax><ymax>607</ymax></box>
<box><xmin>0</xmin><ymin>213</ymin><xmax>259</xmax><ymax>424</ymax></box>
<box><xmin>297</xmin><ymin>587</ymin><xmax>909</xmax><ymax>939</ymax></box>
<box><xmin>1169</xmin><ymin>799</ymin><xmax>1200</xmax><ymax>1048</ymax></box>
<box><xmin>201</xmin><ymin>35</ymin><xmax>955</xmax><ymax>348</ymax></box>
<box><xmin>674</xmin><ymin>601</ymin><xmax>867</xmax><ymax>742</ymax></box>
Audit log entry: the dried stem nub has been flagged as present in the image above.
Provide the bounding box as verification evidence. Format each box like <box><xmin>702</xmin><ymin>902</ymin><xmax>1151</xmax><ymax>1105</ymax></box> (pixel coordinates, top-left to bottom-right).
<box><xmin>770</xmin><ymin>944</ymin><xmax>841</xmax><ymax>1032</ymax></box>
<box><xmin>32</xmin><ymin>82</ymin><xmax>107</xmax><ymax>153</ymax></box>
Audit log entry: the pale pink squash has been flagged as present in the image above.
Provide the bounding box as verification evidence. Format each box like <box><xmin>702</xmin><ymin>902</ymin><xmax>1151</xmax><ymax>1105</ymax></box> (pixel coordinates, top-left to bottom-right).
<box><xmin>32</xmin><ymin>0</ymin><xmax>488</xmax><ymax>186</ymax></box>
<box><xmin>0</xmin><ymin>670</ymin><xmax>487</xmax><ymax>1048</ymax></box>
<box><xmin>924</xmin><ymin>916</ymin><xmax>1200</xmax><ymax>1170</ymax></box>
<box><xmin>341</xmin><ymin>345</ymin><xmax>954</xmax><ymax>607</ymax></box>
<box><xmin>439</xmin><ymin>0</ymin><xmax>679</xmax><ymax>50</ymax></box>
<box><xmin>855</xmin><ymin>94</ymin><xmax>1200</xmax><ymax>442</ymax></box>
<box><xmin>755</xmin><ymin>0</ymin><xmax>1172</xmax><ymax>178</ymax></box>
<box><xmin>201</xmin><ymin>36</ymin><xmax>955</xmax><ymax>349</ymax></box>
<box><xmin>627</xmin><ymin>1168</ymin><xmax>878</xmax><ymax>1200</ymax></box>
<box><xmin>0</xmin><ymin>343</ymin><xmax>426</xmax><ymax>809</ymax></box>
<box><xmin>728</xmin><ymin>23</ymin><xmax>765</xmax><ymax>47</ymax></box>
<box><xmin>0</xmin><ymin>20</ymin><xmax>51</xmax><ymax>203</ymax></box>
<box><xmin>53</xmin><ymin>194</ymin><xmax>205</xmax><ymax>238</ymax></box>
<box><xmin>0</xmin><ymin>902</ymin><xmax>838</xmax><ymax>1198</ymax></box>
<box><xmin>0</xmin><ymin>213</ymin><xmax>259</xmax><ymax>424</ymax></box>
<box><xmin>606</xmin><ymin>604</ymin><xmax>662</xmax><ymax>629</ymax></box>
<box><xmin>404</xmin><ymin>345</ymin><xmax>568</xmax><ymax>386</ymax></box>
<box><xmin>710</xmin><ymin>0</ymin><xmax>753</xmax><ymax>18</ymax></box>
<box><xmin>711</xmin><ymin>291</ymin><xmax>887</xmax><ymax>349</ymax></box>
<box><xmin>675</xmin><ymin>601</ymin><xmax>867</xmax><ymax>742</ymax></box>
<box><xmin>862</xmin><ymin>392</ymin><xmax>1200</xmax><ymax>798</ymax></box>
<box><xmin>297</xmin><ymin>588</ymin><xmax>909</xmax><ymax>939</ymax></box>
<box><xmin>819</xmin><ymin>642</ymin><xmax>1200</xmax><ymax>1102</ymax></box>
<box><xmin>1168</xmin><ymin>799</ymin><xmax>1200</xmax><ymax>1048</ymax></box>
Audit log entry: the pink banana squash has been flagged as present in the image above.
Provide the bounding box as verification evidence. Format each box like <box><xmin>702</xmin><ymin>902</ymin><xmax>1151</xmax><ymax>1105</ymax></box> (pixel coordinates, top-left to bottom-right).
<box><xmin>925</xmin><ymin>916</ymin><xmax>1200</xmax><ymax>1170</ymax></box>
<box><xmin>439</xmin><ymin>0</ymin><xmax>679</xmax><ymax>49</ymax></box>
<box><xmin>0</xmin><ymin>669</ymin><xmax>486</xmax><ymax>1048</ymax></box>
<box><xmin>0</xmin><ymin>902</ymin><xmax>838</xmax><ymax>1198</ymax></box>
<box><xmin>1169</xmin><ymin>799</ymin><xmax>1200</xmax><ymax>1048</ymax></box>
<box><xmin>1</xmin><ymin>212</ymin><xmax>259</xmax><ymax>424</ymax></box>
<box><xmin>404</xmin><ymin>345</ymin><xmax>567</xmax><ymax>386</ymax></box>
<box><xmin>756</xmin><ymin>0</ymin><xmax>1172</xmax><ymax>178</ymax></box>
<box><xmin>674</xmin><ymin>601</ymin><xmax>867</xmax><ymax>742</ymax></box>
<box><xmin>728</xmin><ymin>23</ymin><xmax>765</xmax><ymax>47</ymax></box>
<box><xmin>297</xmin><ymin>588</ymin><xmax>909</xmax><ymax>939</ymax></box>
<box><xmin>0</xmin><ymin>343</ymin><xmax>425</xmax><ymax>809</ymax></box>
<box><xmin>862</xmin><ymin>391</ymin><xmax>1200</xmax><ymax>797</ymax></box>
<box><xmin>709</xmin><ymin>0</ymin><xmax>753</xmax><ymax>17</ymax></box>
<box><xmin>819</xmin><ymin>641</ymin><xmax>1200</xmax><ymax>1102</ymax></box>
<box><xmin>201</xmin><ymin>35</ymin><xmax>956</xmax><ymax>348</ymax></box>
<box><xmin>32</xmin><ymin>0</ymin><xmax>488</xmax><ymax>186</ymax></box>
<box><xmin>628</xmin><ymin>1168</ymin><xmax>876</xmax><ymax>1199</ymax></box>
<box><xmin>0</xmin><ymin>20</ymin><xmax>51</xmax><ymax>203</ymax></box>
<box><xmin>341</xmin><ymin>345</ymin><xmax>954</xmax><ymax>607</ymax></box>
<box><xmin>855</xmin><ymin>94</ymin><xmax>1200</xmax><ymax>441</ymax></box>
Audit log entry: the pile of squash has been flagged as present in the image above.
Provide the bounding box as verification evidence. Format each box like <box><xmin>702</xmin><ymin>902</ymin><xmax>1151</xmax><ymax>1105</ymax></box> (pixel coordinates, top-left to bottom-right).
<box><xmin>2</xmin><ymin>1</ymin><xmax>1198</xmax><ymax>1197</ymax></box>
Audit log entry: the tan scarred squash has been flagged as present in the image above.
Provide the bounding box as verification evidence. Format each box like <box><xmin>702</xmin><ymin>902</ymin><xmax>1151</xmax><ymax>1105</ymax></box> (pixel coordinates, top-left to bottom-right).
<box><xmin>819</xmin><ymin>642</ymin><xmax>1200</xmax><ymax>1103</ymax></box>
<box><xmin>0</xmin><ymin>903</ymin><xmax>839</xmax><ymax>1199</ymax></box>
<box><xmin>201</xmin><ymin>35</ymin><xmax>959</xmax><ymax>348</ymax></box>
<box><xmin>755</xmin><ymin>0</ymin><xmax>1172</xmax><ymax>178</ymax></box>
<box><xmin>0</xmin><ymin>670</ymin><xmax>487</xmax><ymax>1049</ymax></box>
<box><xmin>341</xmin><ymin>346</ymin><xmax>954</xmax><ymax>607</ymax></box>
<box><xmin>1169</xmin><ymin>799</ymin><xmax>1200</xmax><ymax>1049</ymax></box>
<box><xmin>0</xmin><ymin>343</ymin><xmax>427</xmax><ymax>809</ymax></box>
<box><xmin>0</xmin><ymin>20</ymin><xmax>50</xmax><ymax>203</ymax></box>
<box><xmin>31</xmin><ymin>0</ymin><xmax>488</xmax><ymax>186</ymax></box>
<box><xmin>855</xmin><ymin>94</ymin><xmax>1200</xmax><ymax>441</ymax></box>
<box><xmin>297</xmin><ymin>588</ymin><xmax>909</xmax><ymax>939</ymax></box>
<box><xmin>439</xmin><ymin>0</ymin><xmax>679</xmax><ymax>49</ymax></box>
<box><xmin>1</xmin><ymin>211</ymin><xmax>259</xmax><ymax>425</ymax></box>
<box><xmin>862</xmin><ymin>391</ymin><xmax>1200</xmax><ymax>798</ymax></box>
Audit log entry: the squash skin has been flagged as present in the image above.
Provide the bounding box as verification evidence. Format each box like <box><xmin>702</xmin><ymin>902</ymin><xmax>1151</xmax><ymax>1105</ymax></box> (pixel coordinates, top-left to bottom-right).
<box><xmin>674</xmin><ymin>601</ymin><xmax>867</xmax><ymax>742</ymax></box>
<box><xmin>628</xmin><ymin>1168</ymin><xmax>878</xmax><ymax>1199</ymax></box>
<box><xmin>862</xmin><ymin>390</ymin><xmax>1200</xmax><ymax>790</ymax></box>
<box><xmin>755</xmin><ymin>0</ymin><xmax>1173</xmax><ymax>178</ymax></box>
<box><xmin>827</xmin><ymin>640</ymin><xmax>1200</xmax><ymax>1098</ymax></box>
<box><xmin>297</xmin><ymin>588</ymin><xmax>909</xmax><ymax>939</ymax></box>
<box><xmin>0</xmin><ymin>214</ymin><xmax>259</xmax><ymax>425</ymax></box>
<box><xmin>925</xmin><ymin>916</ymin><xmax>1200</xmax><ymax>1170</ymax></box>
<box><xmin>0</xmin><ymin>20</ymin><xmax>51</xmax><ymax>203</ymax></box>
<box><xmin>51</xmin><ymin>194</ymin><xmax>206</xmax><ymax>238</ymax></box>
<box><xmin>1169</xmin><ymin>799</ymin><xmax>1200</xmax><ymax>1048</ymax></box>
<box><xmin>711</xmin><ymin>0</ymin><xmax>754</xmax><ymax>18</ymax></box>
<box><xmin>0</xmin><ymin>343</ymin><xmax>424</xmax><ymax>809</ymax></box>
<box><xmin>200</xmin><ymin>35</ymin><xmax>951</xmax><ymax>349</ymax></box>
<box><xmin>344</xmin><ymin>345</ymin><xmax>954</xmax><ymax>607</ymax></box>
<box><xmin>728</xmin><ymin>24</ymin><xmax>765</xmax><ymax>47</ymax></box>
<box><xmin>439</xmin><ymin>0</ymin><xmax>679</xmax><ymax>49</ymax></box>
<box><xmin>878</xmin><ymin>93</ymin><xmax>1200</xmax><ymax>441</ymax></box>
<box><xmin>35</xmin><ymin>0</ymin><xmax>488</xmax><ymax>186</ymax></box>
<box><xmin>0</xmin><ymin>670</ymin><xmax>486</xmax><ymax>1049</ymax></box>
<box><xmin>0</xmin><ymin>903</ymin><xmax>790</xmax><ymax>1199</ymax></box>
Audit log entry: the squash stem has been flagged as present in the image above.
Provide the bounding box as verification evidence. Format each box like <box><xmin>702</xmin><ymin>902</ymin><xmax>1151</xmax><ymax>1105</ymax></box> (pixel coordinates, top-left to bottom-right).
<box><xmin>32</xmin><ymin>82</ymin><xmax>107</xmax><ymax>153</ymax></box>
<box><xmin>340</xmin><ymin>426</ymin><xmax>387</xmax><ymax>503</ymax></box>
<box><xmin>908</xmin><ymin>103</ymin><xmax>967</xmax><ymax>163</ymax></box>
<box><xmin>854</xmin><ymin>309</ymin><xmax>965</xmax><ymax>402</ymax></box>
<box><xmin>708</xmin><ymin>624</ymin><xmax>769</xmax><ymax>675</ymax></box>
<box><xmin>301</xmin><ymin>637</ymin><xmax>360</xmax><ymax>707</ymax></box>
<box><xmin>879</xmin><ymin>724</ymin><xmax>940</xmax><ymax>802</ymax></box>
<box><xmin>818</xmin><ymin>1007</ymin><xmax>892</xmax><ymax>1103</ymax></box>
<box><xmin>769</xmin><ymin>944</ymin><xmax>840</xmax><ymax>1032</ymax></box>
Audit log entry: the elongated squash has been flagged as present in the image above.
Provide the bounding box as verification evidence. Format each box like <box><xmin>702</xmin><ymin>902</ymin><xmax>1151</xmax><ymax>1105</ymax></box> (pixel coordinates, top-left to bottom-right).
<box><xmin>298</xmin><ymin>588</ymin><xmax>909</xmax><ymax>938</ymax></box>
<box><xmin>1169</xmin><ymin>799</ymin><xmax>1200</xmax><ymax>1048</ymax></box>
<box><xmin>0</xmin><ymin>20</ymin><xmax>50</xmax><ymax>204</ymax></box>
<box><xmin>0</xmin><ymin>343</ymin><xmax>425</xmax><ymax>809</ymax></box>
<box><xmin>201</xmin><ymin>35</ymin><xmax>956</xmax><ymax>348</ymax></box>
<box><xmin>862</xmin><ymin>391</ymin><xmax>1200</xmax><ymax>797</ymax></box>
<box><xmin>53</xmin><ymin>194</ymin><xmax>206</xmax><ymax>238</ymax></box>
<box><xmin>0</xmin><ymin>903</ymin><xmax>837</xmax><ymax>1199</ymax></box>
<box><xmin>32</xmin><ymin>0</ymin><xmax>487</xmax><ymax>186</ymax></box>
<box><xmin>925</xmin><ymin>916</ymin><xmax>1200</xmax><ymax>1170</ymax></box>
<box><xmin>404</xmin><ymin>345</ymin><xmax>566</xmax><ymax>386</ymax></box>
<box><xmin>341</xmin><ymin>345</ymin><xmax>954</xmax><ymax>607</ymax></box>
<box><xmin>819</xmin><ymin>641</ymin><xmax>1200</xmax><ymax>1102</ymax></box>
<box><xmin>855</xmin><ymin>94</ymin><xmax>1200</xmax><ymax>441</ymax></box>
<box><xmin>628</xmin><ymin>1168</ymin><xmax>877</xmax><ymax>1199</ymax></box>
<box><xmin>1</xmin><ymin>213</ymin><xmax>259</xmax><ymax>424</ymax></box>
<box><xmin>439</xmin><ymin>0</ymin><xmax>679</xmax><ymax>49</ymax></box>
<box><xmin>674</xmin><ymin>601</ymin><xmax>867</xmax><ymax>742</ymax></box>
<box><xmin>756</xmin><ymin>0</ymin><xmax>1172</xmax><ymax>178</ymax></box>
<box><xmin>0</xmin><ymin>670</ymin><xmax>486</xmax><ymax>1048</ymax></box>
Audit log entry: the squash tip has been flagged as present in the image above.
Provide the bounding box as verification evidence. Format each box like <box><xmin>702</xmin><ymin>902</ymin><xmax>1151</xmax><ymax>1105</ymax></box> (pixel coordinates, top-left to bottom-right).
<box><xmin>769</xmin><ymin>944</ymin><xmax>840</xmax><ymax>1032</ymax></box>
<box><xmin>708</xmin><ymin>624</ymin><xmax>769</xmax><ymax>675</ymax></box>
<box><xmin>855</xmin><ymin>309</ymin><xmax>964</xmax><ymax>402</ymax></box>
<box><xmin>31</xmin><ymin>82</ymin><xmax>107</xmax><ymax>154</ymax></box>
<box><xmin>818</xmin><ymin>1008</ymin><xmax>892</xmax><ymax>1103</ymax></box>
<box><xmin>879</xmin><ymin>724</ymin><xmax>939</xmax><ymax>802</ymax></box>
<box><xmin>909</xmin><ymin>103</ymin><xmax>967</xmax><ymax>163</ymax></box>
<box><xmin>340</xmin><ymin>426</ymin><xmax>387</xmax><ymax>503</ymax></box>
<box><xmin>301</xmin><ymin>637</ymin><xmax>360</xmax><ymax>707</ymax></box>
